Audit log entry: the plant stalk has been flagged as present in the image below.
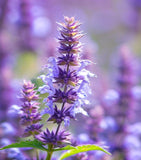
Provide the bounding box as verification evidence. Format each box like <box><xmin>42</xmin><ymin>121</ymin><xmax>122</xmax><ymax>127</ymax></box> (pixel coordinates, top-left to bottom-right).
<box><xmin>46</xmin><ymin>144</ymin><xmax>54</xmax><ymax>160</ymax></box>
<box><xmin>46</xmin><ymin>151</ymin><xmax>53</xmax><ymax>160</ymax></box>
<box><xmin>36</xmin><ymin>149</ymin><xmax>39</xmax><ymax>160</ymax></box>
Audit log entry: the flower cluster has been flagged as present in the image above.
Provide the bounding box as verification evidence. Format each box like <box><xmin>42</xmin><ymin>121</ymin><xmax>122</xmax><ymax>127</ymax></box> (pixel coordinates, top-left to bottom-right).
<box><xmin>38</xmin><ymin>16</ymin><xmax>94</xmax><ymax>146</ymax></box>
<box><xmin>20</xmin><ymin>81</ymin><xmax>42</xmax><ymax>137</ymax></box>
<box><xmin>112</xmin><ymin>46</ymin><xmax>136</xmax><ymax>159</ymax></box>
<box><xmin>37</xmin><ymin>129</ymin><xmax>70</xmax><ymax>147</ymax></box>
<box><xmin>117</xmin><ymin>46</ymin><xmax>136</xmax><ymax>124</ymax></box>
<box><xmin>18</xmin><ymin>0</ymin><xmax>34</xmax><ymax>51</ymax></box>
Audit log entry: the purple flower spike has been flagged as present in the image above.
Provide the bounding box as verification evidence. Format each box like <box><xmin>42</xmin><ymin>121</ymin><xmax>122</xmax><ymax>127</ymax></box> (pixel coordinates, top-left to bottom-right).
<box><xmin>18</xmin><ymin>0</ymin><xmax>34</xmax><ymax>51</ymax></box>
<box><xmin>20</xmin><ymin>81</ymin><xmax>42</xmax><ymax>137</ymax></box>
<box><xmin>39</xmin><ymin>17</ymin><xmax>93</xmax><ymax>119</ymax></box>
<box><xmin>112</xmin><ymin>46</ymin><xmax>137</xmax><ymax>159</ymax></box>
<box><xmin>37</xmin><ymin>17</ymin><xmax>94</xmax><ymax>148</ymax></box>
<box><xmin>117</xmin><ymin>46</ymin><xmax>136</xmax><ymax>122</ymax></box>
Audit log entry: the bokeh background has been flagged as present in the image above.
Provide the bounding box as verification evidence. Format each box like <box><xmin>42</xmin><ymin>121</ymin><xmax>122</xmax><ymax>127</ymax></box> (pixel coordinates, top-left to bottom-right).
<box><xmin>1</xmin><ymin>0</ymin><xmax>141</xmax><ymax>159</ymax></box>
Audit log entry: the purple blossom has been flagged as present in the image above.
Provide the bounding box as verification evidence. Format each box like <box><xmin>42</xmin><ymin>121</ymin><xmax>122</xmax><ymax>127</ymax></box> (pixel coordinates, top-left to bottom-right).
<box><xmin>77</xmin><ymin>60</ymin><xmax>92</xmax><ymax>72</ymax></box>
<box><xmin>77</xmin><ymin>133</ymin><xmax>91</xmax><ymax>144</ymax></box>
<box><xmin>36</xmin><ymin>129</ymin><xmax>70</xmax><ymax>147</ymax></box>
<box><xmin>124</xmin><ymin>135</ymin><xmax>141</xmax><ymax>149</ymax></box>
<box><xmin>47</xmin><ymin>105</ymin><xmax>74</xmax><ymax>125</ymax></box>
<box><xmin>128</xmin><ymin>150</ymin><xmax>141</xmax><ymax>160</ymax></box>
<box><xmin>132</xmin><ymin>86</ymin><xmax>141</xmax><ymax>100</ymax></box>
<box><xmin>23</xmin><ymin>124</ymin><xmax>43</xmax><ymax>137</ymax></box>
<box><xmin>52</xmin><ymin>88</ymin><xmax>77</xmax><ymax>104</ymax></box>
<box><xmin>0</xmin><ymin>138</ymin><xmax>11</xmax><ymax>147</ymax></box>
<box><xmin>54</xmin><ymin>68</ymin><xmax>79</xmax><ymax>86</ymax></box>
<box><xmin>57</xmin><ymin>54</ymin><xmax>79</xmax><ymax>66</ymax></box>
<box><xmin>7</xmin><ymin>148</ymin><xmax>26</xmax><ymax>160</ymax></box>
<box><xmin>0</xmin><ymin>122</ymin><xmax>16</xmax><ymax>137</ymax></box>
<box><xmin>7</xmin><ymin>105</ymin><xmax>22</xmax><ymax>119</ymax></box>
<box><xmin>128</xmin><ymin>123</ymin><xmax>141</xmax><ymax>136</ymax></box>
<box><xmin>20</xmin><ymin>81</ymin><xmax>42</xmax><ymax>137</ymax></box>
<box><xmin>41</xmin><ymin>98</ymin><xmax>54</xmax><ymax>115</ymax></box>
<box><xmin>64</xmin><ymin>116</ymin><xmax>71</xmax><ymax>127</ymax></box>
<box><xmin>100</xmin><ymin>116</ymin><xmax>117</xmax><ymax>132</ymax></box>
<box><xmin>103</xmin><ymin>89</ymin><xmax>119</xmax><ymax>107</ymax></box>
<box><xmin>71</xmin><ymin>105</ymin><xmax>88</xmax><ymax>116</ymax></box>
<box><xmin>48</xmin><ymin>57</ymin><xmax>59</xmax><ymax>77</ymax></box>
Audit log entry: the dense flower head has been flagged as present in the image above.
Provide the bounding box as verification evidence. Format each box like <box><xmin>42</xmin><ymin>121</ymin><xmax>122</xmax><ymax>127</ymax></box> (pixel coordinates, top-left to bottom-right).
<box><xmin>21</xmin><ymin>81</ymin><xmax>38</xmax><ymax>102</ymax></box>
<box><xmin>23</xmin><ymin>124</ymin><xmax>42</xmax><ymax>137</ymax></box>
<box><xmin>53</xmin><ymin>88</ymin><xmax>77</xmax><ymax>104</ymax></box>
<box><xmin>54</xmin><ymin>68</ymin><xmax>79</xmax><ymax>86</ymax></box>
<box><xmin>36</xmin><ymin>129</ymin><xmax>70</xmax><ymax>147</ymax></box>
<box><xmin>47</xmin><ymin>105</ymin><xmax>75</xmax><ymax>125</ymax></box>
<box><xmin>20</xmin><ymin>113</ymin><xmax>41</xmax><ymax>126</ymax></box>
<box><xmin>57</xmin><ymin>54</ymin><xmax>79</xmax><ymax>66</ymax></box>
<box><xmin>20</xmin><ymin>81</ymin><xmax>42</xmax><ymax>137</ymax></box>
<box><xmin>57</xmin><ymin>16</ymin><xmax>83</xmax><ymax>56</ymax></box>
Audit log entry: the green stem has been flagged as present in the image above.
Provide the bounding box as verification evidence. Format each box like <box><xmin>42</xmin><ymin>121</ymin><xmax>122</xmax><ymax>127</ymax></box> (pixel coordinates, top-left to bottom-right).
<box><xmin>36</xmin><ymin>149</ymin><xmax>39</xmax><ymax>160</ymax></box>
<box><xmin>46</xmin><ymin>144</ymin><xmax>54</xmax><ymax>160</ymax></box>
<box><xmin>32</xmin><ymin>134</ymin><xmax>39</xmax><ymax>160</ymax></box>
<box><xmin>46</xmin><ymin>151</ymin><xmax>53</xmax><ymax>160</ymax></box>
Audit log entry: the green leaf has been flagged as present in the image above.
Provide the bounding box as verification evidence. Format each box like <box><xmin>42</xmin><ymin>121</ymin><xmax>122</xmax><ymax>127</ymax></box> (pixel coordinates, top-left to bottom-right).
<box><xmin>53</xmin><ymin>145</ymin><xmax>75</xmax><ymax>151</ymax></box>
<box><xmin>59</xmin><ymin>144</ymin><xmax>111</xmax><ymax>160</ymax></box>
<box><xmin>0</xmin><ymin>140</ymin><xmax>48</xmax><ymax>151</ymax></box>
